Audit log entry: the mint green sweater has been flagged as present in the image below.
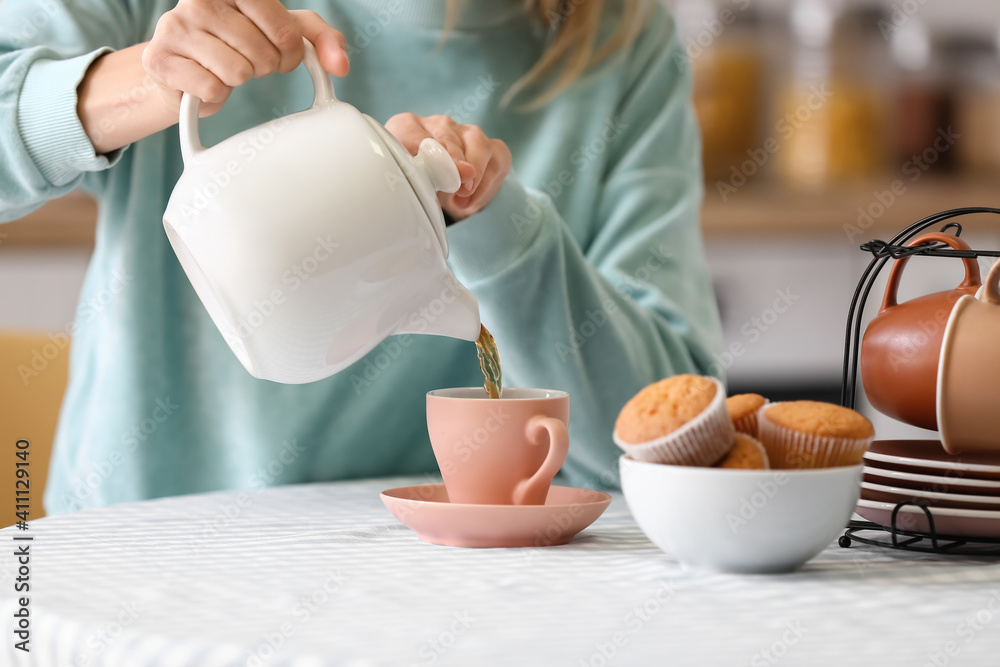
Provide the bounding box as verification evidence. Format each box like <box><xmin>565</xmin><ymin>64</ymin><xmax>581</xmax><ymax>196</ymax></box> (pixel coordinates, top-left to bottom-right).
<box><xmin>0</xmin><ymin>0</ymin><xmax>723</xmax><ymax>514</ymax></box>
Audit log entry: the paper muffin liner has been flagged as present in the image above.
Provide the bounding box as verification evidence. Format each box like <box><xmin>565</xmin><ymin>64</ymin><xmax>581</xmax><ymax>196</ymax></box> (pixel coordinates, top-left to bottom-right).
<box><xmin>613</xmin><ymin>377</ymin><xmax>735</xmax><ymax>466</ymax></box>
<box><xmin>731</xmin><ymin>402</ymin><xmax>769</xmax><ymax>438</ymax></box>
<box><xmin>757</xmin><ymin>404</ymin><xmax>873</xmax><ymax>469</ymax></box>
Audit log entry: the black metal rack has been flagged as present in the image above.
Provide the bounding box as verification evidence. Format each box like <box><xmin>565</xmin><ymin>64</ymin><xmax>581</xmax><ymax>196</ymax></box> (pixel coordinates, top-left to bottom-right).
<box><xmin>838</xmin><ymin>207</ymin><xmax>1000</xmax><ymax>555</ymax></box>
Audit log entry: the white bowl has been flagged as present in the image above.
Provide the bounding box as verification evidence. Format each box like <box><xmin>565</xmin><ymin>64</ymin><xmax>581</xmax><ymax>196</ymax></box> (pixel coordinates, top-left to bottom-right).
<box><xmin>620</xmin><ymin>455</ymin><xmax>862</xmax><ymax>574</ymax></box>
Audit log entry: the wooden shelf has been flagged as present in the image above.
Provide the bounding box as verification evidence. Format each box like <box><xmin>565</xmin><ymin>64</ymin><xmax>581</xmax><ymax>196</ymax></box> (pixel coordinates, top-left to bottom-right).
<box><xmin>701</xmin><ymin>176</ymin><xmax>1000</xmax><ymax>238</ymax></box>
<box><xmin>2</xmin><ymin>177</ymin><xmax>998</xmax><ymax>248</ymax></box>
<box><xmin>1</xmin><ymin>191</ymin><xmax>97</xmax><ymax>248</ymax></box>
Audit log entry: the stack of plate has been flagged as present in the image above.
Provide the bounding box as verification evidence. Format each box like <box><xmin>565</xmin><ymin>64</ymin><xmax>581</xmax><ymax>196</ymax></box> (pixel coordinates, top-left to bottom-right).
<box><xmin>857</xmin><ymin>440</ymin><xmax>1000</xmax><ymax>538</ymax></box>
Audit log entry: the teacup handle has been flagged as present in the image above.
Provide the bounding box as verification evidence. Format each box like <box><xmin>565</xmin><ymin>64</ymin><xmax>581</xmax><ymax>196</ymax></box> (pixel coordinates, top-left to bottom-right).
<box><xmin>179</xmin><ymin>38</ymin><xmax>337</xmax><ymax>164</ymax></box>
<box><xmin>512</xmin><ymin>416</ymin><xmax>569</xmax><ymax>506</ymax></box>
<box><xmin>879</xmin><ymin>231</ymin><xmax>982</xmax><ymax>313</ymax></box>
<box><xmin>982</xmin><ymin>260</ymin><xmax>1000</xmax><ymax>305</ymax></box>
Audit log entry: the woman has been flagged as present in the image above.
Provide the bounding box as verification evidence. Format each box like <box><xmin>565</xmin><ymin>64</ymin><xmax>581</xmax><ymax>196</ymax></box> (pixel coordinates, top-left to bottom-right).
<box><xmin>0</xmin><ymin>0</ymin><xmax>723</xmax><ymax>513</ymax></box>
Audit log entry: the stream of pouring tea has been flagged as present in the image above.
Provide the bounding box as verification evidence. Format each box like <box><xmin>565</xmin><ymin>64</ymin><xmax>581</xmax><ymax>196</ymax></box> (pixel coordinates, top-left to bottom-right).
<box><xmin>475</xmin><ymin>324</ymin><xmax>502</xmax><ymax>399</ymax></box>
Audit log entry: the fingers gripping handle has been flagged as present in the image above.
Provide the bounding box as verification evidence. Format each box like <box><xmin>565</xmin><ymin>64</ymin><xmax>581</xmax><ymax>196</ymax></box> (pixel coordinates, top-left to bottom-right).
<box><xmin>512</xmin><ymin>416</ymin><xmax>569</xmax><ymax>506</ymax></box>
<box><xmin>179</xmin><ymin>38</ymin><xmax>337</xmax><ymax>165</ymax></box>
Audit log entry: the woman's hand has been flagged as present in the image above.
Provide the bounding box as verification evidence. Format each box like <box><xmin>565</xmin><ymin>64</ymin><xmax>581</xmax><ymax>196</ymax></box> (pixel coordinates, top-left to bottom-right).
<box><xmin>142</xmin><ymin>0</ymin><xmax>350</xmax><ymax>115</ymax></box>
<box><xmin>385</xmin><ymin>114</ymin><xmax>512</xmax><ymax>221</ymax></box>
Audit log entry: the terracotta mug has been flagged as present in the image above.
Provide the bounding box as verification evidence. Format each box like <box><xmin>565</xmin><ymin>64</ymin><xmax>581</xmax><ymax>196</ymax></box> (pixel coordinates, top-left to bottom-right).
<box><xmin>860</xmin><ymin>232</ymin><xmax>981</xmax><ymax>431</ymax></box>
<box><xmin>427</xmin><ymin>388</ymin><xmax>570</xmax><ymax>505</ymax></box>
<box><xmin>937</xmin><ymin>260</ymin><xmax>1000</xmax><ymax>455</ymax></box>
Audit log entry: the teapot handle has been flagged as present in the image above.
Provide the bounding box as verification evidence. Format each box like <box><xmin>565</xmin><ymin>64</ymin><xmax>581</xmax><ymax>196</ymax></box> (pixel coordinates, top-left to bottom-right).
<box><xmin>879</xmin><ymin>231</ymin><xmax>982</xmax><ymax>313</ymax></box>
<box><xmin>179</xmin><ymin>38</ymin><xmax>337</xmax><ymax>164</ymax></box>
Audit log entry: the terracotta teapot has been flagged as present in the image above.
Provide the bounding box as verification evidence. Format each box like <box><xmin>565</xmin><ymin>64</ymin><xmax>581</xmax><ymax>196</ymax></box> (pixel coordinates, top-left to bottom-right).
<box><xmin>162</xmin><ymin>40</ymin><xmax>481</xmax><ymax>384</ymax></box>
<box><xmin>860</xmin><ymin>232</ymin><xmax>982</xmax><ymax>430</ymax></box>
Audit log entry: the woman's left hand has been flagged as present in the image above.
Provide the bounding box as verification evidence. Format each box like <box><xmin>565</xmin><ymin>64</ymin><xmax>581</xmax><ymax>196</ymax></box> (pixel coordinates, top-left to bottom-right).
<box><xmin>385</xmin><ymin>113</ymin><xmax>512</xmax><ymax>222</ymax></box>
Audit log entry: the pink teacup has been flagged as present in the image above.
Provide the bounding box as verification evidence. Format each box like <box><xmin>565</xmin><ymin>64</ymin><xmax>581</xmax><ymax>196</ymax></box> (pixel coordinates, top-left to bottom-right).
<box><xmin>937</xmin><ymin>260</ymin><xmax>1000</xmax><ymax>455</ymax></box>
<box><xmin>426</xmin><ymin>388</ymin><xmax>570</xmax><ymax>505</ymax></box>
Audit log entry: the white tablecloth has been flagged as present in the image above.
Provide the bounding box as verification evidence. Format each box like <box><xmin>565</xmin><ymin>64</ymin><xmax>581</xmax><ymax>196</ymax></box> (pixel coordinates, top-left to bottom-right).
<box><xmin>2</xmin><ymin>476</ymin><xmax>1000</xmax><ymax>666</ymax></box>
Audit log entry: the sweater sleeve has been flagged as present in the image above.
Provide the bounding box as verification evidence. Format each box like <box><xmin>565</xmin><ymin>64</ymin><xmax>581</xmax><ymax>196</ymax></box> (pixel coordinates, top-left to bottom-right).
<box><xmin>0</xmin><ymin>0</ymin><xmax>141</xmax><ymax>221</ymax></box>
<box><xmin>445</xmin><ymin>11</ymin><xmax>723</xmax><ymax>489</ymax></box>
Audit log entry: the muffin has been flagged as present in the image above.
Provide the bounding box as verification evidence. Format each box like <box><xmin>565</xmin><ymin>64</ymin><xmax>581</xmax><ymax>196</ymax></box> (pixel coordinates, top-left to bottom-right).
<box><xmin>716</xmin><ymin>433</ymin><xmax>770</xmax><ymax>469</ymax></box>
<box><xmin>726</xmin><ymin>393</ymin><xmax>768</xmax><ymax>436</ymax></box>
<box><xmin>614</xmin><ymin>375</ymin><xmax>735</xmax><ymax>466</ymax></box>
<box><xmin>758</xmin><ymin>401</ymin><xmax>874</xmax><ymax>469</ymax></box>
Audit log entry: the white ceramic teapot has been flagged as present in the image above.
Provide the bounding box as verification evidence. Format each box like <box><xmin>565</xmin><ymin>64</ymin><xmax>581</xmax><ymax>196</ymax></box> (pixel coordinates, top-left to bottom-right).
<box><xmin>163</xmin><ymin>40</ymin><xmax>481</xmax><ymax>384</ymax></box>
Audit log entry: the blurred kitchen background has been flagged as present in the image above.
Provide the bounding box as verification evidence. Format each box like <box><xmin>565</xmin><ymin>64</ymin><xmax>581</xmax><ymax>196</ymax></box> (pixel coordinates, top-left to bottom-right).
<box><xmin>3</xmin><ymin>0</ymin><xmax>1000</xmax><ymax>445</ymax></box>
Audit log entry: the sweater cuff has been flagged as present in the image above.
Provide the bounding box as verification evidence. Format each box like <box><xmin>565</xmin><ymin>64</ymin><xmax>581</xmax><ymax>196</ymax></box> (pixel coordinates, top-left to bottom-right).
<box><xmin>17</xmin><ymin>48</ymin><xmax>123</xmax><ymax>186</ymax></box>
<box><xmin>445</xmin><ymin>175</ymin><xmax>548</xmax><ymax>283</ymax></box>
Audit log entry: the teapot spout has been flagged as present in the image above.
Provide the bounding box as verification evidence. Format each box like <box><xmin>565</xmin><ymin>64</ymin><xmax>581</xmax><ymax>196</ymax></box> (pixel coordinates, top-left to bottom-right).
<box><xmin>395</xmin><ymin>274</ymin><xmax>481</xmax><ymax>341</ymax></box>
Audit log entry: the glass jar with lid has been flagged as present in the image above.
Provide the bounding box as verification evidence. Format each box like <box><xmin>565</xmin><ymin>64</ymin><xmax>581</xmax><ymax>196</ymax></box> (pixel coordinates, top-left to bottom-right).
<box><xmin>776</xmin><ymin>0</ymin><xmax>893</xmax><ymax>188</ymax></box>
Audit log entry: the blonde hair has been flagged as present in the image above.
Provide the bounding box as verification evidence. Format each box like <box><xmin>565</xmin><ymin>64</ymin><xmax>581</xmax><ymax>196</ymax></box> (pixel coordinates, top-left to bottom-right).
<box><xmin>446</xmin><ymin>0</ymin><xmax>650</xmax><ymax>109</ymax></box>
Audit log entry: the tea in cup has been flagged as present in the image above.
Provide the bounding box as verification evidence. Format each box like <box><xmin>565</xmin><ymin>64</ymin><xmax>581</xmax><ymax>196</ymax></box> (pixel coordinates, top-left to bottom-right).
<box><xmin>426</xmin><ymin>388</ymin><xmax>570</xmax><ymax>505</ymax></box>
<box><xmin>937</xmin><ymin>260</ymin><xmax>1000</xmax><ymax>455</ymax></box>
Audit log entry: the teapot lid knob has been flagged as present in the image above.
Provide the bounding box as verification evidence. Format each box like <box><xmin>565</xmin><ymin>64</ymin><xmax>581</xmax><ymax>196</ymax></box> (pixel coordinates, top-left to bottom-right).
<box><xmin>414</xmin><ymin>139</ymin><xmax>462</xmax><ymax>194</ymax></box>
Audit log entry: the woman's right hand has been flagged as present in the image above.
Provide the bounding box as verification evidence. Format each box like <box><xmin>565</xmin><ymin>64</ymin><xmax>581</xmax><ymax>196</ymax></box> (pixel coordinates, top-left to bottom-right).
<box><xmin>142</xmin><ymin>0</ymin><xmax>350</xmax><ymax>115</ymax></box>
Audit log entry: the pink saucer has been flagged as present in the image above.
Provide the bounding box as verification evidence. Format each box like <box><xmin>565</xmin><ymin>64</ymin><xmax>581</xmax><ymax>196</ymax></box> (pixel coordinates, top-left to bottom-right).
<box><xmin>380</xmin><ymin>484</ymin><xmax>612</xmax><ymax>548</ymax></box>
<box><xmin>856</xmin><ymin>499</ymin><xmax>1000</xmax><ymax>538</ymax></box>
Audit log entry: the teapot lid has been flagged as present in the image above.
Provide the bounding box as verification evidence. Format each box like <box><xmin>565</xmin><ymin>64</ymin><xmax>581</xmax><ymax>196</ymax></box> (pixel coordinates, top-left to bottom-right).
<box><xmin>363</xmin><ymin>116</ymin><xmax>460</xmax><ymax>258</ymax></box>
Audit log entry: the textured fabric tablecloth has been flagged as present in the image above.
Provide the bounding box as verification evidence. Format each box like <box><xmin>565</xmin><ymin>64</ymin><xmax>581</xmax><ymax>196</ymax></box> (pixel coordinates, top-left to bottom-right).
<box><xmin>2</xmin><ymin>476</ymin><xmax>1000</xmax><ymax>666</ymax></box>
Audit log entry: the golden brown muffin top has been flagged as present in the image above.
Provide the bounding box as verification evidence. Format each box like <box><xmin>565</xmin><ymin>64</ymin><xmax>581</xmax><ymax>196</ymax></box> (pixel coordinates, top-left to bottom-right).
<box><xmin>614</xmin><ymin>375</ymin><xmax>716</xmax><ymax>444</ymax></box>
<box><xmin>764</xmin><ymin>401</ymin><xmax>874</xmax><ymax>439</ymax></box>
<box><xmin>717</xmin><ymin>434</ymin><xmax>769</xmax><ymax>469</ymax></box>
<box><xmin>726</xmin><ymin>393</ymin><xmax>767</xmax><ymax>421</ymax></box>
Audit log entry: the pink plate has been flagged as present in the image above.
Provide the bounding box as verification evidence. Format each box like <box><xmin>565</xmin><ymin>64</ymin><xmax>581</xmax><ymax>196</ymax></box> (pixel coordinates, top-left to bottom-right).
<box><xmin>856</xmin><ymin>499</ymin><xmax>1000</xmax><ymax>538</ymax></box>
<box><xmin>861</xmin><ymin>481</ymin><xmax>1000</xmax><ymax>511</ymax></box>
<box><xmin>863</xmin><ymin>463</ymin><xmax>1000</xmax><ymax>496</ymax></box>
<box><xmin>380</xmin><ymin>484</ymin><xmax>612</xmax><ymax>548</ymax></box>
<box><xmin>863</xmin><ymin>440</ymin><xmax>1000</xmax><ymax>480</ymax></box>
